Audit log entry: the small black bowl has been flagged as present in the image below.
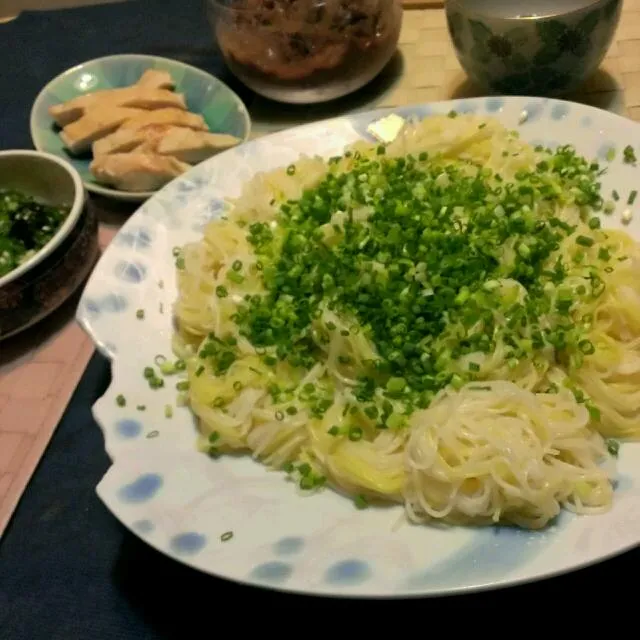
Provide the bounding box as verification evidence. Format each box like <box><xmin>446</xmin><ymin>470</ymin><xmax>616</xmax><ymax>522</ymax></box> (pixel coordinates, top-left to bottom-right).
<box><xmin>0</xmin><ymin>150</ymin><xmax>98</xmax><ymax>339</ymax></box>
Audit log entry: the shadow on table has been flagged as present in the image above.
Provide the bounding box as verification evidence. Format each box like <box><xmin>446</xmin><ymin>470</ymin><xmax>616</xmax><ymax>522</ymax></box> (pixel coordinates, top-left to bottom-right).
<box><xmin>567</xmin><ymin>68</ymin><xmax>625</xmax><ymax>113</ymax></box>
<box><xmin>249</xmin><ymin>51</ymin><xmax>405</xmax><ymax>133</ymax></box>
<box><xmin>446</xmin><ymin>68</ymin><xmax>624</xmax><ymax>114</ymax></box>
<box><xmin>110</xmin><ymin>518</ymin><xmax>637</xmax><ymax>636</ymax></box>
<box><xmin>87</xmin><ymin>194</ymin><xmax>139</xmax><ymax>224</ymax></box>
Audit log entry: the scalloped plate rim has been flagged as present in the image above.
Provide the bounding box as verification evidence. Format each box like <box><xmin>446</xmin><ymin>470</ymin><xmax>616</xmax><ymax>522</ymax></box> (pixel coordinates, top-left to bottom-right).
<box><xmin>78</xmin><ymin>96</ymin><xmax>640</xmax><ymax>597</ymax></box>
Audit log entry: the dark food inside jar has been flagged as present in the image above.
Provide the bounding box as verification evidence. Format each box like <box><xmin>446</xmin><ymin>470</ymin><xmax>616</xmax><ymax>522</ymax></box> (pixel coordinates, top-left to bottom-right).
<box><xmin>216</xmin><ymin>0</ymin><xmax>400</xmax><ymax>82</ymax></box>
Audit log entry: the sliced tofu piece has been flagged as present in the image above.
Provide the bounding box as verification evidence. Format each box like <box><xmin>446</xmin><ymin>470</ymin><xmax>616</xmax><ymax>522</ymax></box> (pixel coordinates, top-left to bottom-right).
<box><xmin>118</xmin><ymin>108</ymin><xmax>208</xmax><ymax>133</ymax></box>
<box><xmin>50</xmin><ymin>88</ymin><xmax>132</xmax><ymax>127</ymax></box>
<box><xmin>90</xmin><ymin>153</ymin><xmax>191</xmax><ymax>192</ymax></box>
<box><xmin>136</xmin><ymin>69</ymin><xmax>175</xmax><ymax>91</ymax></box>
<box><xmin>49</xmin><ymin>88</ymin><xmax>187</xmax><ymax>127</ymax></box>
<box><xmin>92</xmin><ymin>124</ymin><xmax>173</xmax><ymax>157</ymax></box>
<box><xmin>60</xmin><ymin>106</ymin><xmax>146</xmax><ymax>155</ymax></box>
<box><xmin>154</xmin><ymin>128</ymin><xmax>242</xmax><ymax>164</ymax></box>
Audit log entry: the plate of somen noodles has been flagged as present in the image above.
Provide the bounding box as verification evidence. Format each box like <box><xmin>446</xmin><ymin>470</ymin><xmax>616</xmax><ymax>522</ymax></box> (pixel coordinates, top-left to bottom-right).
<box><xmin>79</xmin><ymin>96</ymin><xmax>640</xmax><ymax>597</ymax></box>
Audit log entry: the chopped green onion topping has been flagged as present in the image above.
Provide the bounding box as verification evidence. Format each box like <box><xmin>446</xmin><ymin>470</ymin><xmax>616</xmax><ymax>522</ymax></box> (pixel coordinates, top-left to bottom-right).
<box><xmin>149</xmin><ymin>377</ymin><xmax>164</xmax><ymax>389</ymax></box>
<box><xmin>576</xmin><ymin>235</ymin><xmax>594</xmax><ymax>247</ymax></box>
<box><xmin>587</xmin><ymin>403</ymin><xmax>600</xmax><ymax>422</ymax></box>
<box><xmin>159</xmin><ymin>360</ymin><xmax>177</xmax><ymax>375</ymax></box>
<box><xmin>354</xmin><ymin>494</ymin><xmax>369</xmax><ymax>509</ymax></box>
<box><xmin>579</xmin><ymin>339</ymin><xmax>595</xmax><ymax>355</ymax></box>
<box><xmin>623</xmin><ymin>145</ymin><xmax>637</xmax><ymax>164</ymax></box>
<box><xmin>298</xmin><ymin>463</ymin><xmax>311</xmax><ymax>477</ymax></box>
<box><xmin>227</xmin><ymin>270</ymin><xmax>244</xmax><ymax>284</ymax></box>
<box><xmin>299</xmin><ymin>476</ymin><xmax>315</xmax><ymax>490</ymax></box>
<box><xmin>206</xmin><ymin>139</ymin><xmax>623</xmax><ymax>433</ymax></box>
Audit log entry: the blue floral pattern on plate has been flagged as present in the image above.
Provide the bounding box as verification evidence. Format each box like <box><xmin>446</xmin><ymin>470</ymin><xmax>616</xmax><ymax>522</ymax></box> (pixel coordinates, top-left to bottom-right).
<box><xmin>78</xmin><ymin>97</ymin><xmax>640</xmax><ymax>597</ymax></box>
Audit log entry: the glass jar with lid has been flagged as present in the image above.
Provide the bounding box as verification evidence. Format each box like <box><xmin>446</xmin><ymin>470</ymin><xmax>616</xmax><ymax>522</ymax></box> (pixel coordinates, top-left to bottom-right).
<box><xmin>207</xmin><ymin>0</ymin><xmax>403</xmax><ymax>104</ymax></box>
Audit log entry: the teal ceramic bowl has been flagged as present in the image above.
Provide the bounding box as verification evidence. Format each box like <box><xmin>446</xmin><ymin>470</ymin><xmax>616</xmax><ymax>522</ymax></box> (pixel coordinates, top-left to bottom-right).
<box><xmin>30</xmin><ymin>54</ymin><xmax>251</xmax><ymax>202</ymax></box>
<box><xmin>445</xmin><ymin>0</ymin><xmax>622</xmax><ymax>96</ymax></box>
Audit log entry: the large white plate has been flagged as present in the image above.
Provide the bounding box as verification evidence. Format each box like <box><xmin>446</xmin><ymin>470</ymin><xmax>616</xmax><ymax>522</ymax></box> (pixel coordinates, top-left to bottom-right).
<box><xmin>78</xmin><ymin>96</ymin><xmax>640</xmax><ymax>597</ymax></box>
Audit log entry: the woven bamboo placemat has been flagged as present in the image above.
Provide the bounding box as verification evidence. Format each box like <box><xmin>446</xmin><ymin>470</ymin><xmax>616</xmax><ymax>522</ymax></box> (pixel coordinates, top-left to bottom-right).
<box><xmin>2</xmin><ymin>0</ymin><xmax>640</xmax><ymax>536</ymax></box>
<box><xmin>401</xmin><ymin>0</ymin><xmax>442</xmax><ymax>7</ymax></box>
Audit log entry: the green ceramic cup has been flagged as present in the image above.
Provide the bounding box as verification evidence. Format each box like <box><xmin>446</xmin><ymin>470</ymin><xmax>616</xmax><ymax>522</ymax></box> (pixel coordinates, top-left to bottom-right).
<box><xmin>445</xmin><ymin>0</ymin><xmax>622</xmax><ymax>96</ymax></box>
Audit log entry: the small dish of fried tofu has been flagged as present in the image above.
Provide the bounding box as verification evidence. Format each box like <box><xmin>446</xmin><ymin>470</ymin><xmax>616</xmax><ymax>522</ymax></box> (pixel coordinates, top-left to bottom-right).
<box><xmin>31</xmin><ymin>55</ymin><xmax>251</xmax><ymax>200</ymax></box>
